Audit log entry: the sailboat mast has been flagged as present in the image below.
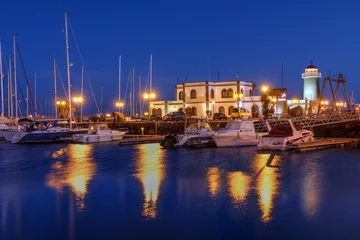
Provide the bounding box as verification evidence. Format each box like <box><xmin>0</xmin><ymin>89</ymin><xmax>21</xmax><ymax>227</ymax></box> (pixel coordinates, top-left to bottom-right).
<box><xmin>101</xmin><ymin>86</ymin><xmax>103</xmax><ymax>114</ymax></box>
<box><xmin>7</xmin><ymin>69</ymin><xmax>10</xmax><ymax>117</ymax></box>
<box><xmin>132</xmin><ymin>67</ymin><xmax>135</xmax><ymax>117</ymax></box>
<box><xmin>8</xmin><ymin>56</ymin><xmax>13</xmax><ymax>118</ymax></box>
<box><xmin>34</xmin><ymin>72</ymin><xmax>37</xmax><ymax>116</ymax></box>
<box><xmin>0</xmin><ymin>42</ymin><xmax>3</xmax><ymax>117</ymax></box>
<box><xmin>129</xmin><ymin>69</ymin><xmax>132</xmax><ymax>117</ymax></box>
<box><xmin>54</xmin><ymin>58</ymin><xmax>57</xmax><ymax>118</ymax></box>
<box><xmin>139</xmin><ymin>76</ymin><xmax>141</xmax><ymax>116</ymax></box>
<box><xmin>13</xmin><ymin>35</ymin><xmax>18</xmax><ymax>120</ymax></box>
<box><xmin>118</xmin><ymin>55</ymin><xmax>121</xmax><ymax>107</ymax></box>
<box><xmin>26</xmin><ymin>85</ymin><xmax>29</xmax><ymax>117</ymax></box>
<box><xmin>81</xmin><ymin>64</ymin><xmax>84</xmax><ymax>120</ymax></box>
<box><xmin>64</xmin><ymin>12</ymin><xmax>72</xmax><ymax>128</ymax></box>
<box><xmin>150</xmin><ymin>54</ymin><xmax>152</xmax><ymax>93</ymax></box>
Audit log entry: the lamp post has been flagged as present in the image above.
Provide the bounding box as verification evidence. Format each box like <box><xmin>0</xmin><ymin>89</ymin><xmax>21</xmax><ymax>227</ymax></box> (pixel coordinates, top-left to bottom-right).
<box><xmin>211</xmin><ymin>101</ymin><xmax>215</xmax><ymax>117</ymax></box>
<box><xmin>234</xmin><ymin>93</ymin><xmax>243</xmax><ymax>108</ymax></box>
<box><xmin>73</xmin><ymin>97</ymin><xmax>83</xmax><ymax>122</ymax></box>
<box><xmin>143</xmin><ymin>92</ymin><xmax>156</xmax><ymax>119</ymax></box>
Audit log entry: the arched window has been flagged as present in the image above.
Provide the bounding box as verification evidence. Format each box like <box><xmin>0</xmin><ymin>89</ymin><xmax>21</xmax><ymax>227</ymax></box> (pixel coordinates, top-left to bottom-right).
<box><xmin>179</xmin><ymin>91</ymin><xmax>184</xmax><ymax>100</ymax></box>
<box><xmin>157</xmin><ymin>108</ymin><xmax>162</xmax><ymax>116</ymax></box>
<box><xmin>221</xmin><ymin>89</ymin><xmax>228</xmax><ymax>98</ymax></box>
<box><xmin>190</xmin><ymin>89</ymin><xmax>197</xmax><ymax>99</ymax></box>
<box><xmin>249</xmin><ymin>89</ymin><xmax>253</xmax><ymax>96</ymax></box>
<box><xmin>251</xmin><ymin>104</ymin><xmax>259</xmax><ymax>118</ymax></box>
<box><xmin>240</xmin><ymin>88</ymin><xmax>244</xmax><ymax>96</ymax></box>
<box><xmin>152</xmin><ymin>108</ymin><xmax>157</xmax><ymax>115</ymax></box>
<box><xmin>210</xmin><ymin>89</ymin><xmax>214</xmax><ymax>98</ymax></box>
<box><xmin>178</xmin><ymin>108</ymin><xmax>184</xmax><ymax>112</ymax></box>
<box><xmin>219</xmin><ymin>106</ymin><xmax>225</xmax><ymax>113</ymax></box>
<box><xmin>228</xmin><ymin>88</ymin><xmax>233</xmax><ymax>98</ymax></box>
<box><xmin>192</xmin><ymin>107</ymin><xmax>197</xmax><ymax>116</ymax></box>
<box><xmin>228</xmin><ymin>106</ymin><xmax>234</xmax><ymax>115</ymax></box>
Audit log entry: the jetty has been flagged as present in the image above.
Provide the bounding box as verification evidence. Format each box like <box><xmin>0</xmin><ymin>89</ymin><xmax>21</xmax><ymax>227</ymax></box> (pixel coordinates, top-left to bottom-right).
<box><xmin>118</xmin><ymin>135</ymin><xmax>164</xmax><ymax>146</ymax></box>
<box><xmin>288</xmin><ymin>138</ymin><xmax>360</xmax><ymax>152</ymax></box>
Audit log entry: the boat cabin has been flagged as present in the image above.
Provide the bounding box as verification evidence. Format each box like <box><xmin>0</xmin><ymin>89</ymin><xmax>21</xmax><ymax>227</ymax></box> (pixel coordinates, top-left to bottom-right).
<box><xmin>88</xmin><ymin>124</ymin><xmax>110</xmax><ymax>134</ymax></box>
<box><xmin>184</xmin><ymin>117</ymin><xmax>212</xmax><ymax>134</ymax></box>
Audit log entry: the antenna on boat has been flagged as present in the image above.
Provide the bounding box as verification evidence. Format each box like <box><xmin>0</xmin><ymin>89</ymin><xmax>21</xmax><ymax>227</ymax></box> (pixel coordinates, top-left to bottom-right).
<box><xmin>8</xmin><ymin>56</ymin><xmax>13</xmax><ymax>118</ymax></box>
<box><xmin>81</xmin><ymin>64</ymin><xmax>84</xmax><ymax>120</ymax></box>
<box><xmin>64</xmin><ymin>11</ymin><xmax>72</xmax><ymax>128</ymax></box>
<box><xmin>118</xmin><ymin>55</ymin><xmax>121</xmax><ymax>112</ymax></box>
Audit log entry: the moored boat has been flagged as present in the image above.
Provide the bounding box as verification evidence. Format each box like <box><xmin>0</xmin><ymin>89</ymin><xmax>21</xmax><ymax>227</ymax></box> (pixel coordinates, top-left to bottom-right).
<box><xmin>161</xmin><ymin>116</ymin><xmax>215</xmax><ymax>148</ymax></box>
<box><xmin>257</xmin><ymin>119</ymin><xmax>314</xmax><ymax>151</ymax></box>
<box><xmin>211</xmin><ymin>119</ymin><xmax>269</xmax><ymax>147</ymax></box>
<box><xmin>72</xmin><ymin>124</ymin><xmax>126</xmax><ymax>143</ymax></box>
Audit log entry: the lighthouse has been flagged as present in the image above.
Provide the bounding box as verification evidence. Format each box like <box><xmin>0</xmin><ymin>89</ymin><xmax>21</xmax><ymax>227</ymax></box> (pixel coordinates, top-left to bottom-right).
<box><xmin>302</xmin><ymin>61</ymin><xmax>321</xmax><ymax>101</ymax></box>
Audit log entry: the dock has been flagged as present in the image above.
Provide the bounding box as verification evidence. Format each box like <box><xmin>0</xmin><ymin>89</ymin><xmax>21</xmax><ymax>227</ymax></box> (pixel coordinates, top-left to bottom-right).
<box><xmin>119</xmin><ymin>135</ymin><xmax>164</xmax><ymax>146</ymax></box>
<box><xmin>288</xmin><ymin>138</ymin><xmax>360</xmax><ymax>152</ymax></box>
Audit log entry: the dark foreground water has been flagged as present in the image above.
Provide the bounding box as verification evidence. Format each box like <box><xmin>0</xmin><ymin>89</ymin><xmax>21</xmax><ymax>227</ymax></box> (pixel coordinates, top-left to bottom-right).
<box><xmin>1</xmin><ymin>142</ymin><xmax>360</xmax><ymax>239</ymax></box>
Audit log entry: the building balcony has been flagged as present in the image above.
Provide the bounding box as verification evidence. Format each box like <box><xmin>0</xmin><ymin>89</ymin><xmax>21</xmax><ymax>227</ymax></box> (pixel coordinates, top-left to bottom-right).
<box><xmin>302</xmin><ymin>72</ymin><xmax>322</xmax><ymax>78</ymax></box>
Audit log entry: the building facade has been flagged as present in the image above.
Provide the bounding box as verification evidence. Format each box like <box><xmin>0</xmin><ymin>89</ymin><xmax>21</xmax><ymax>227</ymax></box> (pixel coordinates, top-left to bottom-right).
<box><xmin>150</xmin><ymin>80</ymin><xmax>262</xmax><ymax>118</ymax></box>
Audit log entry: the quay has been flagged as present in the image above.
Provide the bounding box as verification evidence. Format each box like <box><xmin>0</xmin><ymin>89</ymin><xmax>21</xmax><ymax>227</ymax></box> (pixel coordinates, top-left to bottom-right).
<box><xmin>119</xmin><ymin>135</ymin><xmax>164</xmax><ymax>145</ymax></box>
<box><xmin>288</xmin><ymin>138</ymin><xmax>360</xmax><ymax>152</ymax></box>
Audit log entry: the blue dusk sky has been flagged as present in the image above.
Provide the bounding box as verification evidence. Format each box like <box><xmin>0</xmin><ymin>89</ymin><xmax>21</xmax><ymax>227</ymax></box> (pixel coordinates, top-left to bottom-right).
<box><xmin>1</xmin><ymin>0</ymin><xmax>359</xmax><ymax>115</ymax></box>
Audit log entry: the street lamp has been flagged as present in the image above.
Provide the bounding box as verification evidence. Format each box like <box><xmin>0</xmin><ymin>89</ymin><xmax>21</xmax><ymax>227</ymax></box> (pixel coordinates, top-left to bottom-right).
<box><xmin>233</xmin><ymin>93</ymin><xmax>243</xmax><ymax>108</ymax></box>
<box><xmin>261</xmin><ymin>85</ymin><xmax>269</xmax><ymax>93</ymax></box>
<box><xmin>115</xmin><ymin>101</ymin><xmax>124</xmax><ymax>113</ymax></box>
<box><xmin>143</xmin><ymin>91</ymin><xmax>157</xmax><ymax>119</ymax></box>
<box><xmin>73</xmin><ymin>96</ymin><xmax>83</xmax><ymax>122</ymax></box>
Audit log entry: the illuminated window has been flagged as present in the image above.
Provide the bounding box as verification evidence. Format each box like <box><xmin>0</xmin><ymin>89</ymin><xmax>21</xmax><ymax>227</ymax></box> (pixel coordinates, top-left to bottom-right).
<box><xmin>221</xmin><ymin>89</ymin><xmax>228</xmax><ymax>98</ymax></box>
<box><xmin>228</xmin><ymin>89</ymin><xmax>233</xmax><ymax>98</ymax></box>
<box><xmin>210</xmin><ymin>89</ymin><xmax>214</xmax><ymax>98</ymax></box>
<box><xmin>179</xmin><ymin>91</ymin><xmax>184</xmax><ymax>100</ymax></box>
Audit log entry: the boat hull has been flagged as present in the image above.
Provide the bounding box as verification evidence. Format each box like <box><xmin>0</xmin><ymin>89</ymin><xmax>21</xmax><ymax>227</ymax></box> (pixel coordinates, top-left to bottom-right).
<box><xmin>2</xmin><ymin>131</ymin><xmax>17</xmax><ymax>142</ymax></box>
<box><xmin>212</xmin><ymin>135</ymin><xmax>259</xmax><ymax>147</ymax></box>
<box><xmin>257</xmin><ymin>135</ymin><xmax>314</xmax><ymax>151</ymax></box>
<box><xmin>72</xmin><ymin>132</ymin><xmax>125</xmax><ymax>143</ymax></box>
<box><xmin>11</xmin><ymin>130</ymin><xmax>72</xmax><ymax>144</ymax></box>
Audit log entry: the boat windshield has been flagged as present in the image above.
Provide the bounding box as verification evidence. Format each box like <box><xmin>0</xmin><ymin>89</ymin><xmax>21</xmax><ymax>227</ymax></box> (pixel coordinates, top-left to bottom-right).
<box><xmin>225</xmin><ymin>122</ymin><xmax>241</xmax><ymax>130</ymax></box>
<box><xmin>100</xmin><ymin>125</ymin><xmax>110</xmax><ymax>131</ymax></box>
<box><xmin>268</xmin><ymin>124</ymin><xmax>293</xmax><ymax>137</ymax></box>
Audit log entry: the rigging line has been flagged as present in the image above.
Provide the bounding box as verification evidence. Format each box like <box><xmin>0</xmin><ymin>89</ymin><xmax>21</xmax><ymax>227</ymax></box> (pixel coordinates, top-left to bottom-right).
<box><xmin>55</xmin><ymin>62</ymin><xmax>68</xmax><ymax>100</ymax></box>
<box><xmin>15</xmin><ymin>40</ymin><xmax>37</xmax><ymax>114</ymax></box>
<box><xmin>67</xmin><ymin>16</ymin><xmax>100</xmax><ymax>114</ymax></box>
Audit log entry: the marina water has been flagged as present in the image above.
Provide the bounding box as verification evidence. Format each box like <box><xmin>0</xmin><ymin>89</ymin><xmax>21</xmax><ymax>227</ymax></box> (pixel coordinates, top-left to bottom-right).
<box><xmin>1</xmin><ymin>143</ymin><xmax>360</xmax><ymax>239</ymax></box>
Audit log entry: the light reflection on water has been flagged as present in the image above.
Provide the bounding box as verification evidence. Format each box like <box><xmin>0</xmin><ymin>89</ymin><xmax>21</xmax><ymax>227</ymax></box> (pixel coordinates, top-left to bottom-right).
<box><xmin>207</xmin><ymin>167</ymin><xmax>221</xmax><ymax>198</ymax></box>
<box><xmin>134</xmin><ymin>144</ymin><xmax>166</xmax><ymax>219</ymax></box>
<box><xmin>302</xmin><ymin>160</ymin><xmax>323</xmax><ymax>218</ymax></box>
<box><xmin>227</xmin><ymin>171</ymin><xmax>251</xmax><ymax>207</ymax></box>
<box><xmin>46</xmin><ymin>144</ymin><xmax>96</xmax><ymax>211</ymax></box>
<box><xmin>253</xmin><ymin>153</ymin><xmax>280</xmax><ymax>223</ymax></box>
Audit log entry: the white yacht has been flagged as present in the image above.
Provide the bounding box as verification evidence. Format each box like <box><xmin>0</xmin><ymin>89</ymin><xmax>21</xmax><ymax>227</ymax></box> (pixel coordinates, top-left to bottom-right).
<box><xmin>257</xmin><ymin>119</ymin><xmax>314</xmax><ymax>151</ymax></box>
<box><xmin>72</xmin><ymin>124</ymin><xmax>127</xmax><ymax>143</ymax></box>
<box><xmin>211</xmin><ymin>119</ymin><xmax>268</xmax><ymax>147</ymax></box>
<box><xmin>161</xmin><ymin>117</ymin><xmax>215</xmax><ymax>148</ymax></box>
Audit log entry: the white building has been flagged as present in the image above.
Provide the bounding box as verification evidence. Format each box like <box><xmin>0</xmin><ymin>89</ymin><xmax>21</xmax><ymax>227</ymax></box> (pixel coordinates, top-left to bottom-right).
<box><xmin>150</xmin><ymin>80</ymin><xmax>262</xmax><ymax>118</ymax></box>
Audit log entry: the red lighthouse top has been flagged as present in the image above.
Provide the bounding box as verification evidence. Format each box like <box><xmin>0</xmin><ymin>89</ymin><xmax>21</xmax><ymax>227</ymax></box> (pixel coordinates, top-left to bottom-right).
<box><xmin>306</xmin><ymin>61</ymin><xmax>317</xmax><ymax>69</ymax></box>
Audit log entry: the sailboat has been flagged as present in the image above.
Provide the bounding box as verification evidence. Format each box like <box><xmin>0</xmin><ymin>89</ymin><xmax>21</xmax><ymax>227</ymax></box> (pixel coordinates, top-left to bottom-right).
<box><xmin>11</xmin><ymin>12</ymin><xmax>73</xmax><ymax>144</ymax></box>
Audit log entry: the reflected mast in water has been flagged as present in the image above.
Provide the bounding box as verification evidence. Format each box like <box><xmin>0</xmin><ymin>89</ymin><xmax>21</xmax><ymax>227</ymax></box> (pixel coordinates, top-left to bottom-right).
<box><xmin>253</xmin><ymin>154</ymin><xmax>280</xmax><ymax>223</ymax></box>
<box><xmin>227</xmin><ymin>171</ymin><xmax>250</xmax><ymax>207</ymax></box>
<box><xmin>207</xmin><ymin>167</ymin><xmax>221</xmax><ymax>198</ymax></box>
<box><xmin>46</xmin><ymin>145</ymin><xmax>96</xmax><ymax>211</ymax></box>
<box><xmin>135</xmin><ymin>144</ymin><xmax>165</xmax><ymax>219</ymax></box>
<box><xmin>302</xmin><ymin>160</ymin><xmax>322</xmax><ymax>218</ymax></box>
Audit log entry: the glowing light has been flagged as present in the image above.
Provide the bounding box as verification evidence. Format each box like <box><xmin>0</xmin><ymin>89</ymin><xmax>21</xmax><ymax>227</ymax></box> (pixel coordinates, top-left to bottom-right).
<box><xmin>135</xmin><ymin>144</ymin><xmax>165</xmax><ymax>219</ymax></box>
<box><xmin>292</xmin><ymin>99</ymin><xmax>299</xmax><ymax>104</ymax></box>
<box><xmin>207</xmin><ymin>167</ymin><xmax>221</xmax><ymax>198</ymax></box>
<box><xmin>115</xmin><ymin>101</ymin><xmax>124</xmax><ymax>107</ymax></box>
<box><xmin>212</xmin><ymin>101</ymin><xmax>215</xmax><ymax>105</ymax></box>
<box><xmin>73</xmin><ymin>97</ymin><xmax>83</xmax><ymax>103</ymax></box>
<box><xmin>261</xmin><ymin>85</ymin><xmax>269</xmax><ymax>93</ymax></box>
<box><xmin>105</xmin><ymin>114</ymin><xmax>111</xmax><ymax>118</ymax></box>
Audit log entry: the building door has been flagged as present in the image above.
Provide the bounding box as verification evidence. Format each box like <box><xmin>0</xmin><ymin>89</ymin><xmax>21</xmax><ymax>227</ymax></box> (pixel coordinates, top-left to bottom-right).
<box><xmin>251</xmin><ymin>104</ymin><xmax>259</xmax><ymax>117</ymax></box>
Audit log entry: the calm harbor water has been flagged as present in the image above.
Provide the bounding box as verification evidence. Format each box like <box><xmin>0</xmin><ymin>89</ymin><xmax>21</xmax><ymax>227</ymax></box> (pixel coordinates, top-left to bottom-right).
<box><xmin>1</xmin><ymin>142</ymin><xmax>360</xmax><ymax>239</ymax></box>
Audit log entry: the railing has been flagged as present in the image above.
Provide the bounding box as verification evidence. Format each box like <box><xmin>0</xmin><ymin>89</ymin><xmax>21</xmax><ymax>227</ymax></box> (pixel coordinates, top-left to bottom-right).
<box><xmin>254</xmin><ymin>108</ymin><xmax>360</xmax><ymax>132</ymax></box>
<box><xmin>302</xmin><ymin>73</ymin><xmax>322</xmax><ymax>78</ymax></box>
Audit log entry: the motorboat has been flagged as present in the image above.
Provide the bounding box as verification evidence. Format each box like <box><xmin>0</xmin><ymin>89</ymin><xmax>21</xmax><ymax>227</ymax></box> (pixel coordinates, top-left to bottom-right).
<box><xmin>257</xmin><ymin>119</ymin><xmax>314</xmax><ymax>151</ymax></box>
<box><xmin>160</xmin><ymin>116</ymin><xmax>215</xmax><ymax>148</ymax></box>
<box><xmin>211</xmin><ymin>119</ymin><xmax>269</xmax><ymax>147</ymax></box>
<box><xmin>72</xmin><ymin>124</ymin><xmax>126</xmax><ymax>143</ymax></box>
<box><xmin>0</xmin><ymin>123</ymin><xmax>8</xmax><ymax>141</ymax></box>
